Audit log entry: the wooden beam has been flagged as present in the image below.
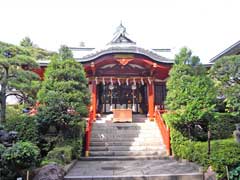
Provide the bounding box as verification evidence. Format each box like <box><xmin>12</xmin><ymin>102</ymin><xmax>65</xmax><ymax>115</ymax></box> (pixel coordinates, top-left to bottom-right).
<box><xmin>91</xmin><ymin>80</ymin><xmax>97</xmax><ymax>121</ymax></box>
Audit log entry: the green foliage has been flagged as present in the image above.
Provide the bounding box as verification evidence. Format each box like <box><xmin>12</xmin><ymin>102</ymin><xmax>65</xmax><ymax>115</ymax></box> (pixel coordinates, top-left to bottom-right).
<box><xmin>36</xmin><ymin>55</ymin><xmax>89</xmax><ymax>159</ymax></box>
<box><xmin>44</xmin><ymin>145</ymin><xmax>73</xmax><ymax>165</ymax></box>
<box><xmin>229</xmin><ymin>165</ymin><xmax>240</xmax><ymax>180</ymax></box>
<box><xmin>0</xmin><ymin>41</ymin><xmax>41</xmax><ymax>122</ymax></box>
<box><xmin>0</xmin><ymin>144</ymin><xmax>16</xmax><ymax>180</ymax></box>
<box><xmin>210</xmin><ymin>55</ymin><xmax>240</xmax><ymax>114</ymax></box>
<box><xmin>5</xmin><ymin>106</ymin><xmax>39</xmax><ymax>144</ymax></box>
<box><xmin>165</xmin><ymin>113</ymin><xmax>240</xmax><ymax>179</ymax></box>
<box><xmin>210</xmin><ymin>113</ymin><xmax>240</xmax><ymax>140</ymax></box>
<box><xmin>2</xmin><ymin>141</ymin><xmax>40</xmax><ymax>170</ymax></box>
<box><xmin>37</xmin><ymin>57</ymin><xmax>90</xmax><ymax>136</ymax></box>
<box><xmin>0</xmin><ymin>143</ymin><xmax>6</xmax><ymax>157</ymax></box>
<box><xmin>165</xmin><ymin>48</ymin><xmax>216</xmax><ymax>139</ymax></box>
<box><xmin>5</xmin><ymin>105</ymin><xmax>22</xmax><ymax>122</ymax></box>
<box><xmin>20</xmin><ymin>37</ymin><xmax>33</xmax><ymax>47</ymax></box>
<box><xmin>59</xmin><ymin>45</ymin><xmax>73</xmax><ymax>60</ymax></box>
<box><xmin>174</xmin><ymin>47</ymin><xmax>200</xmax><ymax>66</ymax></box>
<box><xmin>58</xmin><ymin>138</ymin><xmax>84</xmax><ymax>159</ymax></box>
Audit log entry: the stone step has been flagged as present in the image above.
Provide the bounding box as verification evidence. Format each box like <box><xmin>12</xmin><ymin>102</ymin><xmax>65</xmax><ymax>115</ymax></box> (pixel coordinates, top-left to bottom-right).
<box><xmin>92</xmin><ymin>123</ymin><xmax>158</xmax><ymax>129</ymax></box>
<box><xmin>91</xmin><ymin>133</ymin><xmax>162</xmax><ymax>138</ymax></box>
<box><xmin>89</xmin><ymin>150</ymin><xmax>167</xmax><ymax>156</ymax></box>
<box><xmin>90</xmin><ymin>145</ymin><xmax>165</xmax><ymax>151</ymax></box>
<box><xmin>90</xmin><ymin>137</ymin><xmax>163</xmax><ymax>142</ymax></box>
<box><xmin>79</xmin><ymin>156</ymin><xmax>174</xmax><ymax>161</ymax></box>
<box><xmin>90</xmin><ymin>141</ymin><xmax>164</xmax><ymax>146</ymax></box>
<box><xmin>91</xmin><ymin>127</ymin><xmax>159</xmax><ymax>131</ymax></box>
<box><xmin>92</xmin><ymin>128</ymin><xmax>160</xmax><ymax>134</ymax></box>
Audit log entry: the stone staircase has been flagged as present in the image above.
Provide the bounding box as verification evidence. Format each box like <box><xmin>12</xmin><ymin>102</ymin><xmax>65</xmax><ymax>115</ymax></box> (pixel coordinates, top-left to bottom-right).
<box><xmin>64</xmin><ymin>117</ymin><xmax>203</xmax><ymax>180</ymax></box>
<box><xmin>89</xmin><ymin>121</ymin><xmax>167</xmax><ymax>157</ymax></box>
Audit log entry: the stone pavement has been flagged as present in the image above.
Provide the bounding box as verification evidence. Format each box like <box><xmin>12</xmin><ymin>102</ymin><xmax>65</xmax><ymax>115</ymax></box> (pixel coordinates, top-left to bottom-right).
<box><xmin>64</xmin><ymin>159</ymin><xmax>203</xmax><ymax>180</ymax></box>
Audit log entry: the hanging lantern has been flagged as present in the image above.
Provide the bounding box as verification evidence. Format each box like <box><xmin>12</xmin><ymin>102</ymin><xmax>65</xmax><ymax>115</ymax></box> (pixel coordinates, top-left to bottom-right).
<box><xmin>131</xmin><ymin>84</ymin><xmax>137</xmax><ymax>90</ymax></box>
<box><xmin>132</xmin><ymin>104</ymin><xmax>136</xmax><ymax>112</ymax></box>
<box><xmin>110</xmin><ymin>77</ymin><xmax>113</xmax><ymax>85</ymax></box>
<box><xmin>109</xmin><ymin>84</ymin><xmax>114</xmax><ymax>90</ymax></box>
<box><xmin>102</xmin><ymin>77</ymin><xmax>105</xmax><ymax>85</ymax></box>
<box><xmin>141</xmin><ymin>78</ymin><xmax>144</xmax><ymax>85</ymax></box>
<box><xmin>133</xmin><ymin>78</ymin><xmax>136</xmax><ymax>85</ymax></box>
<box><xmin>118</xmin><ymin>78</ymin><xmax>121</xmax><ymax>86</ymax></box>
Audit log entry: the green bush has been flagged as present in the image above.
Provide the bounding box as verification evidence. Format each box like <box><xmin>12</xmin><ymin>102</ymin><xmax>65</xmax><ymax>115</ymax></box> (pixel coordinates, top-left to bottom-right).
<box><xmin>6</xmin><ymin>105</ymin><xmax>22</xmax><ymax>122</ymax></box>
<box><xmin>167</xmin><ymin>120</ymin><xmax>240</xmax><ymax>179</ymax></box>
<box><xmin>45</xmin><ymin>145</ymin><xmax>73</xmax><ymax>165</ymax></box>
<box><xmin>5</xmin><ymin>114</ymin><xmax>39</xmax><ymax>144</ymax></box>
<box><xmin>210</xmin><ymin>113</ymin><xmax>240</xmax><ymax>140</ymax></box>
<box><xmin>61</xmin><ymin>139</ymin><xmax>83</xmax><ymax>159</ymax></box>
<box><xmin>2</xmin><ymin>141</ymin><xmax>40</xmax><ymax>170</ymax></box>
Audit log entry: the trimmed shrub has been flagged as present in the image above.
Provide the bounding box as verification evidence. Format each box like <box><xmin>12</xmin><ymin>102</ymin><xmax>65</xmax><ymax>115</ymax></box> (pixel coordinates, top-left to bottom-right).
<box><xmin>2</xmin><ymin>141</ymin><xmax>40</xmax><ymax>170</ymax></box>
<box><xmin>165</xmin><ymin>114</ymin><xmax>240</xmax><ymax>180</ymax></box>
<box><xmin>45</xmin><ymin>145</ymin><xmax>73</xmax><ymax>165</ymax></box>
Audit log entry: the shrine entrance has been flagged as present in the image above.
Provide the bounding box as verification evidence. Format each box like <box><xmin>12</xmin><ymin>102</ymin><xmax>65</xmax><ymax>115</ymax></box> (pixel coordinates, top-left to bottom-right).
<box><xmin>97</xmin><ymin>82</ymin><xmax>147</xmax><ymax>114</ymax></box>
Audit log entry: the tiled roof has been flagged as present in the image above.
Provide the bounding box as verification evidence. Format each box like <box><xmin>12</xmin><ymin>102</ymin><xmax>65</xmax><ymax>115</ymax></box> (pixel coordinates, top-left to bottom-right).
<box><xmin>209</xmin><ymin>40</ymin><xmax>240</xmax><ymax>63</ymax></box>
<box><xmin>75</xmin><ymin>44</ymin><xmax>174</xmax><ymax>64</ymax></box>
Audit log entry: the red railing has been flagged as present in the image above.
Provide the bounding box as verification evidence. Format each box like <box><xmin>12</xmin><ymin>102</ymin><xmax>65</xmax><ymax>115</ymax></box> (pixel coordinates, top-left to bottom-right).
<box><xmin>155</xmin><ymin>110</ymin><xmax>171</xmax><ymax>155</ymax></box>
<box><xmin>85</xmin><ymin>109</ymin><xmax>94</xmax><ymax>157</ymax></box>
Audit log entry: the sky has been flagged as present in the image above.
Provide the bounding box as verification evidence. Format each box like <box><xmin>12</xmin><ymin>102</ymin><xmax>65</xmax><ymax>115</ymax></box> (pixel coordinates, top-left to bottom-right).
<box><xmin>0</xmin><ymin>0</ymin><xmax>239</xmax><ymax>63</ymax></box>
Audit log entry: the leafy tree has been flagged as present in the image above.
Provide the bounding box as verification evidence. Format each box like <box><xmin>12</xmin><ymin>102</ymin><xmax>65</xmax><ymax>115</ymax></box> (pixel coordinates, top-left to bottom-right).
<box><xmin>20</xmin><ymin>37</ymin><xmax>33</xmax><ymax>47</ymax></box>
<box><xmin>37</xmin><ymin>55</ymin><xmax>90</xmax><ymax>137</ymax></box>
<box><xmin>174</xmin><ymin>47</ymin><xmax>200</xmax><ymax>66</ymax></box>
<box><xmin>165</xmin><ymin>48</ymin><xmax>216</xmax><ymax>139</ymax></box>
<box><xmin>59</xmin><ymin>45</ymin><xmax>73</xmax><ymax>60</ymax></box>
<box><xmin>210</xmin><ymin>55</ymin><xmax>240</xmax><ymax>114</ymax></box>
<box><xmin>0</xmin><ymin>46</ymin><xmax>39</xmax><ymax>122</ymax></box>
<box><xmin>20</xmin><ymin>37</ymin><xmax>56</xmax><ymax>60</ymax></box>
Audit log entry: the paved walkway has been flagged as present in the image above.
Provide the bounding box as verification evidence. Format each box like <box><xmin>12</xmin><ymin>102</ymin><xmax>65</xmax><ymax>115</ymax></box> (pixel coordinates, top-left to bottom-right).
<box><xmin>65</xmin><ymin>159</ymin><xmax>202</xmax><ymax>179</ymax></box>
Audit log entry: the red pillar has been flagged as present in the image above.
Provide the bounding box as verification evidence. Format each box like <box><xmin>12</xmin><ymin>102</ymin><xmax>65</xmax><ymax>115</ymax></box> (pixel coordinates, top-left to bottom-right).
<box><xmin>147</xmin><ymin>81</ymin><xmax>155</xmax><ymax>121</ymax></box>
<box><xmin>91</xmin><ymin>80</ymin><xmax>97</xmax><ymax>121</ymax></box>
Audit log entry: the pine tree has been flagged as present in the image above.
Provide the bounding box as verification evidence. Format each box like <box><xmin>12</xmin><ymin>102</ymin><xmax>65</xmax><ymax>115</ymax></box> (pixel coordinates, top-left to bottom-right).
<box><xmin>0</xmin><ymin>45</ymin><xmax>39</xmax><ymax>122</ymax></box>
<box><xmin>37</xmin><ymin>55</ymin><xmax>90</xmax><ymax>135</ymax></box>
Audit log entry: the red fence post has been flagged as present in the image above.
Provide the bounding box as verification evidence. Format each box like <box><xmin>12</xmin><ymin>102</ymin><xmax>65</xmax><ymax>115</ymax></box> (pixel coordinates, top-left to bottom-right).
<box><xmin>155</xmin><ymin>110</ymin><xmax>171</xmax><ymax>156</ymax></box>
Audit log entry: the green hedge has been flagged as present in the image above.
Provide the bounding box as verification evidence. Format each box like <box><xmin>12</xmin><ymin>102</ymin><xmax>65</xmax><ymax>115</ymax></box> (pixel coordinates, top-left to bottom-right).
<box><xmin>164</xmin><ymin>113</ymin><xmax>240</xmax><ymax>179</ymax></box>
<box><xmin>210</xmin><ymin>113</ymin><xmax>240</xmax><ymax>140</ymax></box>
<box><xmin>169</xmin><ymin>127</ymin><xmax>240</xmax><ymax>179</ymax></box>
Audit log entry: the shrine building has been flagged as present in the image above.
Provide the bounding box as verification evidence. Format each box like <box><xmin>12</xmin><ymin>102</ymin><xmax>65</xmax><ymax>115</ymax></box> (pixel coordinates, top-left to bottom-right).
<box><xmin>37</xmin><ymin>24</ymin><xmax>174</xmax><ymax>121</ymax></box>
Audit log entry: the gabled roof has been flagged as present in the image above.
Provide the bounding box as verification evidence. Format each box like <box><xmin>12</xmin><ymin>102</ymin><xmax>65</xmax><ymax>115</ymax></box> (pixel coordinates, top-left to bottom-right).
<box><xmin>70</xmin><ymin>23</ymin><xmax>173</xmax><ymax>64</ymax></box>
<box><xmin>209</xmin><ymin>40</ymin><xmax>240</xmax><ymax>63</ymax></box>
<box><xmin>109</xmin><ymin>23</ymin><xmax>136</xmax><ymax>45</ymax></box>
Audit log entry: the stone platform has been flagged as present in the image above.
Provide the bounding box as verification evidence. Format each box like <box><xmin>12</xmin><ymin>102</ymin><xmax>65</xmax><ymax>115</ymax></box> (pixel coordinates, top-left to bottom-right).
<box><xmin>64</xmin><ymin>158</ymin><xmax>203</xmax><ymax>180</ymax></box>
